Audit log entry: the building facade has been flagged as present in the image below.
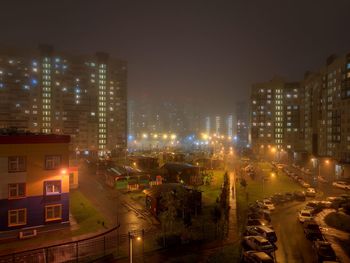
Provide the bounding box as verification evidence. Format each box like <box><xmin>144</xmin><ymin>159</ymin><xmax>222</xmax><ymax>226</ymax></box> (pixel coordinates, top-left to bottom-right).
<box><xmin>0</xmin><ymin>45</ymin><xmax>127</xmax><ymax>156</ymax></box>
<box><xmin>0</xmin><ymin>133</ymin><xmax>70</xmax><ymax>231</ymax></box>
<box><xmin>250</xmin><ymin>53</ymin><xmax>350</xmax><ymax>178</ymax></box>
<box><xmin>250</xmin><ymin>77</ymin><xmax>303</xmax><ymax>158</ymax></box>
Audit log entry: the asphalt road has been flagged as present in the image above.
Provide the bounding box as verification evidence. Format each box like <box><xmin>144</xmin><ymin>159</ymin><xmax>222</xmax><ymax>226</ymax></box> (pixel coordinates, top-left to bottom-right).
<box><xmin>271</xmin><ymin>201</ymin><xmax>315</xmax><ymax>263</ymax></box>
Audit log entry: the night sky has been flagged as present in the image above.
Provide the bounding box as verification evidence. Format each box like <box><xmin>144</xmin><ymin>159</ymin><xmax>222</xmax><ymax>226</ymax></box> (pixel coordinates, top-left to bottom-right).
<box><xmin>1</xmin><ymin>0</ymin><xmax>350</xmax><ymax>114</ymax></box>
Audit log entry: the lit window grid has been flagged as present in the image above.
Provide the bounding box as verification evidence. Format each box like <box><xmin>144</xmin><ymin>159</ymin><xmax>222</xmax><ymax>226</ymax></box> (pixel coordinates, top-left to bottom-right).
<box><xmin>42</xmin><ymin>59</ymin><xmax>52</xmax><ymax>133</ymax></box>
<box><xmin>98</xmin><ymin>66</ymin><xmax>107</xmax><ymax>152</ymax></box>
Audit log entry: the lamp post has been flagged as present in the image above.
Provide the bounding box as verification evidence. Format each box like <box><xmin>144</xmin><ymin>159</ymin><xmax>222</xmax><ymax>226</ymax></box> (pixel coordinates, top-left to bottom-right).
<box><xmin>128</xmin><ymin>231</ymin><xmax>143</xmax><ymax>263</ymax></box>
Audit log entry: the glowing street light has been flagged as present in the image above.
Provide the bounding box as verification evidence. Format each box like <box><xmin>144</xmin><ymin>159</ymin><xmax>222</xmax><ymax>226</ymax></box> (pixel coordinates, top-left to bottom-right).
<box><xmin>128</xmin><ymin>231</ymin><xmax>144</xmax><ymax>263</ymax></box>
<box><xmin>170</xmin><ymin>134</ymin><xmax>177</xmax><ymax>140</ymax></box>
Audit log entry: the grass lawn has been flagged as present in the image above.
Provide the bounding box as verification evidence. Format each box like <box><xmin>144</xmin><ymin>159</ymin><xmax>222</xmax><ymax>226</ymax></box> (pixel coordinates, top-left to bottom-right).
<box><xmin>70</xmin><ymin>190</ymin><xmax>108</xmax><ymax>235</ymax></box>
<box><xmin>243</xmin><ymin>161</ymin><xmax>302</xmax><ymax>202</ymax></box>
<box><xmin>324</xmin><ymin>212</ymin><xmax>350</xmax><ymax>233</ymax></box>
<box><xmin>199</xmin><ymin>170</ymin><xmax>226</xmax><ymax>206</ymax></box>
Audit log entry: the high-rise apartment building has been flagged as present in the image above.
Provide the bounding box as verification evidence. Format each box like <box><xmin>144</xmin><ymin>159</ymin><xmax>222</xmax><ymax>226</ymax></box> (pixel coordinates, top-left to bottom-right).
<box><xmin>0</xmin><ymin>45</ymin><xmax>127</xmax><ymax>156</ymax></box>
<box><xmin>251</xmin><ymin>53</ymin><xmax>350</xmax><ymax>178</ymax></box>
<box><xmin>303</xmin><ymin>54</ymin><xmax>350</xmax><ymax>163</ymax></box>
<box><xmin>250</xmin><ymin>77</ymin><xmax>303</xmax><ymax>154</ymax></box>
<box><xmin>227</xmin><ymin>115</ymin><xmax>233</xmax><ymax>138</ymax></box>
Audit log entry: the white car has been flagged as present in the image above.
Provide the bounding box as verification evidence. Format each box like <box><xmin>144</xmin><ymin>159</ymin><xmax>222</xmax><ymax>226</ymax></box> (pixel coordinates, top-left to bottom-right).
<box><xmin>263</xmin><ymin>199</ymin><xmax>275</xmax><ymax>211</ymax></box>
<box><xmin>332</xmin><ymin>181</ymin><xmax>350</xmax><ymax>190</ymax></box>
<box><xmin>306</xmin><ymin>188</ymin><xmax>316</xmax><ymax>197</ymax></box>
<box><xmin>301</xmin><ymin>182</ymin><xmax>311</xmax><ymax>188</ymax></box>
<box><xmin>298</xmin><ymin>210</ymin><xmax>313</xmax><ymax>223</ymax></box>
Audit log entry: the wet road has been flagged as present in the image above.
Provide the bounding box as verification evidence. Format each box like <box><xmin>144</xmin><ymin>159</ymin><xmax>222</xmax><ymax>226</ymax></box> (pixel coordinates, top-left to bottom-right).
<box><xmin>78</xmin><ymin>162</ymin><xmax>157</xmax><ymax>235</ymax></box>
<box><xmin>271</xmin><ymin>201</ymin><xmax>315</xmax><ymax>263</ymax></box>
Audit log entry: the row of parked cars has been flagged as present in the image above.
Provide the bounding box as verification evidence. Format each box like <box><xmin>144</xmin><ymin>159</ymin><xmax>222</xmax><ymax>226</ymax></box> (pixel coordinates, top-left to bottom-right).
<box><xmin>241</xmin><ymin>197</ymin><xmax>278</xmax><ymax>262</ymax></box>
<box><xmin>291</xmin><ymin>163</ymin><xmax>350</xmax><ymax>190</ymax></box>
<box><xmin>297</xmin><ymin>201</ymin><xmax>340</xmax><ymax>262</ymax></box>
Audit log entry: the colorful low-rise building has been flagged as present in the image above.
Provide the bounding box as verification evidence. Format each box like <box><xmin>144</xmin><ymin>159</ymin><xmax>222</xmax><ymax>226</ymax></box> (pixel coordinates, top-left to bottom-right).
<box><xmin>0</xmin><ymin>133</ymin><xmax>70</xmax><ymax>231</ymax></box>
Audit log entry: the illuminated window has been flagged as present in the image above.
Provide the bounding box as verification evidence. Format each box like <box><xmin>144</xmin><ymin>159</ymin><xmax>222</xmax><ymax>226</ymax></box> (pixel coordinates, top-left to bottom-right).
<box><xmin>45</xmin><ymin>204</ymin><xmax>62</xmax><ymax>222</ymax></box>
<box><xmin>8</xmin><ymin>183</ymin><xmax>26</xmax><ymax>199</ymax></box>
<box><xmin>44</xmin><ymin>181</ymin><xmax>61</xmax><ymax>195</ymax></box>
<box><xmin>45</xmin><ymin>155</ymin><xmax>61</xmax><ymax>170</ymax></box>
<box><xmin>8</xmin><ymin>156</ymin><xmax>26</xmax><ymax>172</ymax></box>
<box><xmin>8</xmin><ymin>209</ymin><xmax>26</xmax><ymax>227</ymax></box>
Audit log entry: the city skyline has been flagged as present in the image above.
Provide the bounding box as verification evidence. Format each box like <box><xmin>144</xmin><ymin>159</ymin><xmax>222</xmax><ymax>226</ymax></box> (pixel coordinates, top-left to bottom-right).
<box><xmin>1</xmin><ymin>1</ymin><xmax>350</xmax><ymax>113</ymax></box>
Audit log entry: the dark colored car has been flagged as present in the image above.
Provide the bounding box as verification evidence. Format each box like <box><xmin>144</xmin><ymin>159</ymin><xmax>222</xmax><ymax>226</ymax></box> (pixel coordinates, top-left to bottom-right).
<box><xmin>271</xmin><ymin>193</ymin><xmax>287</xmax><ymax>204</ymax></box>
<box><xmin>242</xmin><ymin>250</ymin><xmax>274</xmax><ymax>263</ymax></box>
<box><xmin>247</xmin><ymin>219</ymin><xmax>272</xmax><ymax>228</ymax></box>
<box><xmin>284</xmin><ymin>192</ymin><xmax>294</xmax><ymax>201</ymax></box>
<box><xmin>244</xmin><ymin>226</ymin><xmax>277</xmax><ymax>243</ymax></box>
<box><xmin>303</xmin><ymin>220</ymin><xmax>324</xmax><ymax>241</ymax></box>
<box><xmin>294</xmin><ymin>191</ymin><xmax>306</xmax><ymax>201</ymax></box>
<box><xmin>313</xmin><ymin>241</ymin><xmax>337</xmax><ymax>262</ymax></box>
<box><xmin>247</xmin><ymin>211</ymin><xmax>272</xmax><ymax>222</ymax></box>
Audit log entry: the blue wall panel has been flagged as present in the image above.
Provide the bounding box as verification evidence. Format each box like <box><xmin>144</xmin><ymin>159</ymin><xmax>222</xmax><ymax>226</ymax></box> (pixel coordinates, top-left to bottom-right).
<box><xmin>0</xmin><ymin>193</ymin><xmax>69</xmax><ymax>231</ymax></box>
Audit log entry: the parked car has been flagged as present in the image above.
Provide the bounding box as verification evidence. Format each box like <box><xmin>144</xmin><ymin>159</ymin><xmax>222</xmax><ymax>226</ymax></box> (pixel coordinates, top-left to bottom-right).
<box><xmin>340</xmin><ymin>194</ymin><xmax>350</xmax><ymax>200</ymax></box>
<box><xmin>294</xmin><ymin>191</ymin><xmax>306</xmax><ymax>201</ymax></box>
<box><xmin>313</xmin><ymin>241</ymin><xmax>337</xmax><ymax>263</ymax></box>
<box><xmin>306</xmin><ymin>188</ymin><xmax>316</xmax><ymax>197</ymax></box>
<box><xmin>271</xmin><ymin>193</ymin><xmax>287</xmax><ymax>204</ymax></box>
<box><xmin>284</xmin><ymin>192</ymin><xmax>294</xmax><ymax>201</ymax></box>
<box><xmin>298</xmin><ymin>209</ymin><xmax>313</xmax><ymax>223</ymax></box>
<box><xmin>304</xmin><ymin>201</ymin><xmax>324</xmax><ymax>215</ymax></box>
<box><xmin>242</xmin><ymin>236</ymin><xmax>276</xmax><ymax>254</ymax></box>
<box><xmin>318</xmin><ymin>176</ymin><xmax>328</xmax><ymax>183</ymax></box>
<box><xmin>305</xmin><ymin>201</ymin><xmax>319</xmax><ymax>210</ymax></box>
<box><xmin>247</xmin><ymin>211</ymin><xmax>272</xmax><ymax>222</ymax></box>
<box><xmin>319</xmin><ymin>200</ymin><xmax>332</xmax><ymax>208</ymax></box>
<box><xmin>262</xmin><ymin>199</ymin><xmax>275</xmax><ymax>211</ymax></box>
<box><xmin>301</xmin><ymin>181</ymin><xmax>311</xmax><ymax>188</ymax></box>
<box><xmin>332</xmin><ymin>181</ymin><xmax>350</xmax><ymax>190</ymax></box>
<box><xmin>247</xmin><ymin>219</ymin><xmax>272</xmax><ymax>228</ymax></box>
<box><xmin>255</xmin><ymin>201</ymin><xmax>271</xmax><ymax>213</ymax></box>
<box><xmin>244</xmin><ymin>226</ymin><xmax>277</xmax><ymax>243</ymax></box>
<box><xmin>303</xmin><ymin>220</ymin><xmax>324</xmax><ymax>241</ymax></box>
<box><xmin>241</xmin><ymin>250</ymin><xmax>274</xmax><ymax>263</ymax></box>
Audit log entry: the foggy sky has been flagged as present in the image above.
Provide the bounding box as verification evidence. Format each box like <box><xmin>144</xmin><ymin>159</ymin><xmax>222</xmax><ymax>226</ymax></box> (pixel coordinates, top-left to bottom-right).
<box><xmin>1</xmin><ymin>0</ymin><xmax>349</xmax><ymax>114</ymax></box>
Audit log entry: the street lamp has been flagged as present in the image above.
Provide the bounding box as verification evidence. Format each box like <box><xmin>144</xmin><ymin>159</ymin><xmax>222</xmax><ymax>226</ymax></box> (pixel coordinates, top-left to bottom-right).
<box><xmin>128</xmin><ymin>231</ymin><xmax>144</xmax><ymax>263</ymax></box>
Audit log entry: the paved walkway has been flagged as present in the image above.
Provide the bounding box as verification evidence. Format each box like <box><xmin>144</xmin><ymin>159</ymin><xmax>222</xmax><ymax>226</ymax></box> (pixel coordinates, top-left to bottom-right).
<box><xmin>227</xmin><ymin>170</ymin><xmax>238</xmax><ymax>242</ymax></box>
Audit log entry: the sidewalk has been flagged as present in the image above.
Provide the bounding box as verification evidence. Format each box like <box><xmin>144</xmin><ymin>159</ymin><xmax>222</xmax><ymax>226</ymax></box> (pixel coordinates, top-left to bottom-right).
<box><xmin>315</xmin><ymin>209</ymin><xmax>350</xmax><ymax>263</ymax></box>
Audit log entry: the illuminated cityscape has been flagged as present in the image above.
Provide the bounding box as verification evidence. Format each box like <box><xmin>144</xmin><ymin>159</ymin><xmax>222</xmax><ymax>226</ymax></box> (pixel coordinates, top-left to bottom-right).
<box><xmin>0</xmin><ymin>1</ymin><xmax>350</xmax><ymax>263</ymax></box>
<box><xmin>0</xmin><ymin>45</ymin><xmax>127</xmax><ymax>156</ymax></box>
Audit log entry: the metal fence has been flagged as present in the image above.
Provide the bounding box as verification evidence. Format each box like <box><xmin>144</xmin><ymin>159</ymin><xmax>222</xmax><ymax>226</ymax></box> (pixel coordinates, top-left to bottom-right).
<box><xmin>0</xmin><ymin>225</ymin><xmax>120</xmax><ymax>263</ymax></box>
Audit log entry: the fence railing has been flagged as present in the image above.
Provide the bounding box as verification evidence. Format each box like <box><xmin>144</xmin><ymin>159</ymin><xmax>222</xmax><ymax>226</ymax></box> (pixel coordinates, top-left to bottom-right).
<box><xmin>0</xmin><ymin>225</ymin><xmax>120</xmax><ymax>263</ymax></box>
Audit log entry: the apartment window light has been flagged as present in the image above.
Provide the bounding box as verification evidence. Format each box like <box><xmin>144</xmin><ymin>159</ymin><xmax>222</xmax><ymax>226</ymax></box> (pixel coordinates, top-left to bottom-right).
<box><xmin>44</xmin><ymin>181</ymin><xmax>61</xmax><ymax>195</ymax></box>
<box><xmin>45</xmin><ymin>204</ymin><xmax>62</xmax><ymax>222</ymax></box>
<box><xmin>8</xmin><ymin>209</ymin><xmax>26</xmax><ymax>227</ymax></box>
